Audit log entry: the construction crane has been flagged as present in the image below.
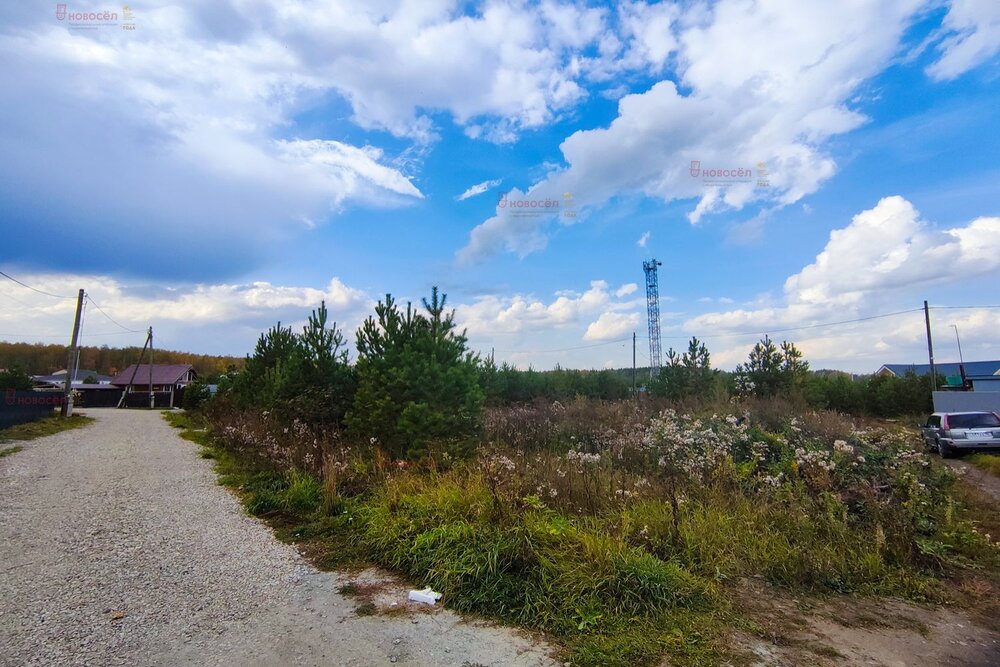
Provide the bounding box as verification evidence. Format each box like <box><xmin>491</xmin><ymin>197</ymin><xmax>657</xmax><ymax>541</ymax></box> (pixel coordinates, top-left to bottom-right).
<box><xmin>643</xmin><ymin>259</ymin><xmax>663</xmax><ymax>378</ymax></box>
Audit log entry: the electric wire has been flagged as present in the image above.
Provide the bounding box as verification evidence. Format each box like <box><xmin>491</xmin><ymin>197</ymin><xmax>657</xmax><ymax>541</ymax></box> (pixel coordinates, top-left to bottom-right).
<box><xmin>85</xmin><ymin>294</ymin><xmax>145</xmax><ymax>333</ymax></box>
<box><xmin>659</xmin><ymin>308</ymin><xmax>924</xmax><ymax>340</ymax></box>
<box><xmin>0</xmin><ymin>289</ymin><xmax>42</xmax><ymax>309</ymax></box>
<box><xmin>489</xmin><ymin>308</ymin><xmax>925</xmax><ymax>355</ymax></box>
<box><xmin>0</xmin><ymin>270</ymin><xmax>75</xmax><ymax>299</ymax></box>
<box><xmin>0</xmin><ymin>330</ymin><xmax>141</xmax><ymax>338</ymax></box>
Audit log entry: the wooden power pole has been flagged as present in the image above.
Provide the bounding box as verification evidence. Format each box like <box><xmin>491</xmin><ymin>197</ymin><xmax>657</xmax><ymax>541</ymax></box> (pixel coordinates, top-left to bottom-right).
<box><xmin>923</xmin><ymin>300</ymin><xmax>936</xmax><ymax>394</ymax></box>
<box><xmin>118</xmin><ymin>328</ymin><xmax>152</xmax><ymax>409</ymax></box>
<box><xmin>148</xmin><ymin>327</ymin><xmax>154</xmax><ymax>409</ymax></box>
<box><xmin>61</xmin><ymin>289</ymin><xmax>85</xmax><ymax>417</ymax></box>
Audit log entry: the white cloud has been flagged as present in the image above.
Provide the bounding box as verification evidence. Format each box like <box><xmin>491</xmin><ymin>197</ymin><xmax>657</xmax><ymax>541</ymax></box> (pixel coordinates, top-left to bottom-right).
<box><xmin>584</xmin><ymin>311</ymin><xmax>641</xmax><ymax>341</ymax></box>
<box><xmin>785</xmin><ymin>196</ymin><xmax>1000</xmax><ymax>308</ymax></box>
<box><xmin>458</xmin><ymin>0</ymin><xmax>928</xmax><ymax>261</ymax></box>
<box><xmin>926</xmin><ymin>0</ymin><xmax>1000</xmax><ymax>80</ymax></box>
<box><xmin>277</xmin><ymin>139</ymin><xmax>424</xmax><ymax>202</ymax></box>
<box><xmin>454</xmin><ymin>279</ymin><xmax>638</xmax><ymax>336</ymax></box>
<box><xmin>637</xmin><ymin>231</ymin><xmax>651</xmax><ymax>247</ymax></box>
<box><xmin>456</xmin><ymin>186</ymin><xmax>565</xmax><ymax>262</ymax></box>
<box><xmin>258</xmin><ymin>0</ymin><xmax>608</xmax><ymax>141</ymax></box>
<box><xmin>0</xmin><ymin>9</ymin><xmax>430</xmax><ymax>276</ymax></box>
<box><xmin>683</xmin><ymin>196</ymin><xmax>1000</xmax><ymax>369</ymax></box>
<box><xmin>615</xmin><ymin>283</ymin><xmax>638</xmax><ymax>298</ymax></box>
<box><xmin>456</xmin><ymin>179</ymin><xmax>503</xmax><ymax>201</ymax></box>
<box><xmin>0</xmin><ymin>271</ymin><xmax>371</xmax><ymax>355</ymax></box>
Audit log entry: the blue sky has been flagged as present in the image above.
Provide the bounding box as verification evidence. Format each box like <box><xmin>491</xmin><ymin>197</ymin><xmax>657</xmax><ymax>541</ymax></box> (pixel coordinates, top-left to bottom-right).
<box><xmin>1</xmin><ymin>0</ymin><xmax>998</xmax><ymax>372</ymax></box>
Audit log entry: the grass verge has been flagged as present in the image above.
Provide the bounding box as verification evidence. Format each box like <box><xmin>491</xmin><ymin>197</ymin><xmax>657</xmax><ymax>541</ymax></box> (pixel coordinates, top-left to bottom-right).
<box><xmin>968</xmin><ymin>453</ymin><xmax>1000</xmax><ymax>478</ymax></box>
<box><xmin>164</xmin><ymin>410</ymin><xmax>1000</xmax><ymax>667</ymax></box>
<box><xmin>165</xmin><ymin>410</ymin><xmax>737</xmax><ymax>665</ymax></box>
<box><xmin>0</xmin><ymin>414</ymin><xmax>94</xmax><ymax>446</ymax></box>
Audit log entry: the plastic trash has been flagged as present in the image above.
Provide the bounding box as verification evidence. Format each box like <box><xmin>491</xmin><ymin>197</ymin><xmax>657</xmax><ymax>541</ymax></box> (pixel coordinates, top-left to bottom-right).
<box><xmin>407</xmin><ymin>587</ymin><xmax>442</xmax><ymax>605</ymax></box>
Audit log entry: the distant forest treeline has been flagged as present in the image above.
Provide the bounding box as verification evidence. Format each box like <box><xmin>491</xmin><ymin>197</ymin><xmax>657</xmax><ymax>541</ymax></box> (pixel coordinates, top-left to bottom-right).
<box><xmin>0</xmin><ymin>342</ymin><xmax>244</xmax><ymax>379</ymax></box>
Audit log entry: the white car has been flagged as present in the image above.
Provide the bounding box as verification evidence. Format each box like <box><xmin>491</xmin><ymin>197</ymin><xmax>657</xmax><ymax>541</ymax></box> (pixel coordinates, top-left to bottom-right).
<box><xmin>920</xmin><ymin>411</ymin><xmax>1000</xmax><ymax>458</ymax></box>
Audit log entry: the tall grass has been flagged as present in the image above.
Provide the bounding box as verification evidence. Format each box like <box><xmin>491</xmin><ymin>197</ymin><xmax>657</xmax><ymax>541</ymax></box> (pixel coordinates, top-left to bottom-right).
<box><xmin>174</xmin><ymin>398</ymin><xmax>1000</xmax><ymax>666</ymax></box>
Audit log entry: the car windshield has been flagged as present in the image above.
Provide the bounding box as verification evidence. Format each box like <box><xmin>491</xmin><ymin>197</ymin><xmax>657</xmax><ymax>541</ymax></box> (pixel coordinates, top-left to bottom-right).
<box><xmin>949</xmin><ymin>413</ymin><xmax>1000</xmax><ymax>428</ymax></box>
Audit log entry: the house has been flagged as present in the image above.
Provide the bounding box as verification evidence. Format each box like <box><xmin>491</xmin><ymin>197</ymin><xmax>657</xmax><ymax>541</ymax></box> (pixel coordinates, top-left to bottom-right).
<box><xmin>875</xmin><ymin>360</ymin><xmax>1000</xmax><ymax>393</ymax></box>
<box><xmin>32</xmin><ymin>369</ymin><xmax>114</xmax><ymax>388</ymax></box>
<box><xmin>110</xmin><ymin>364</ymin><xmax>198</xmax><ymax>407</ymax></box>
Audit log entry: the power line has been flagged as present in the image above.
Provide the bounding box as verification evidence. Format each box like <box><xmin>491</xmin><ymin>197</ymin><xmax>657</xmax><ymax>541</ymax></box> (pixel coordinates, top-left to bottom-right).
<box><xmin>486</xmin><ymin>307</ymin><xmax>929</xmax><ymax>356</ymax></box>
<box><xmin>659</xmin><ymin>307</ymin><xmax>924</xmax><ymax>340</ymax></box>
<box><xmin>494</xmin><ymin>335</ymin><xmax>632</xmax><ymax>355</ymax></box>
<box><xmin>0</xmin><ymin>330</ymin><xmax>141</xmax><ymax>338</ymax></box>
<box><xmin>0</xmin><ymin>270</ymin><xmax>75</xmax><ymax>299</ymax></box>
<box><xmin>471</xmin><ymin>302</ymin><xmax>994</xmax><ymax>355</ymax></box>
<box><xmin>85</xmin><ymin>295</ymin><xmax>145</xmax><ymax>333</ymax></box>
<box><xmin>0</xmin><ymin>289</ymin><xmax>41</xmax><ymax>310</ymax></box>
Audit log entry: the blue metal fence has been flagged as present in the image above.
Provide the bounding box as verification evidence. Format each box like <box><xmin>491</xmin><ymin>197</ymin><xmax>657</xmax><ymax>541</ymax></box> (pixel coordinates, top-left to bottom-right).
<box><xmin>1</xmin><ymin>390</ymin><xmax>64</xmax><ymax>429</ymax></box>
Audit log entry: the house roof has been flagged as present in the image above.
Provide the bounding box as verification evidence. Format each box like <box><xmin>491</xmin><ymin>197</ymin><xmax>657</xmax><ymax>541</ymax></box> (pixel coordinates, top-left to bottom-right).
<box><xmin>33</xmin><ymin>369</ymin><xmax>113</xmax><ymax>384</ymax></box>
<box><xmin>877</xmin><ymin>361</ymin><xmax>1000</xmax><ymax>378</ymax></box>
<box><xmin>110</xmin><ymin>364</ymin><xmax>196</xmax><ymax>386</ymax></box>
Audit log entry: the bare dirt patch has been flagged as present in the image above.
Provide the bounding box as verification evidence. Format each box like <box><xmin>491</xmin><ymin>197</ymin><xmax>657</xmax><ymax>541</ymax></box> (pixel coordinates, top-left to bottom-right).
<box><xmin>731</xmin><ymin>578</ymin><xmax>1000</xmax><ymax>667</ymax></box>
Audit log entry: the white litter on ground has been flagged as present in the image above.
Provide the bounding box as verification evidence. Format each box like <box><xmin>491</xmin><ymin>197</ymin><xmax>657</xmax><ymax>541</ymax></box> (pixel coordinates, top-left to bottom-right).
<box><xmin>408</xmin><ymin>588</ymin><xmax>443</xmax><ymax>605</ymax></box>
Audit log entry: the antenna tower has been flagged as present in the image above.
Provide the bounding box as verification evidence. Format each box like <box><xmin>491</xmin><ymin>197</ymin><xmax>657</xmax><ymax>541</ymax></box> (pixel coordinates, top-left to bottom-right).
<box><xmin>643</xmin><ymin>259</ymin><xmax>663</xmax><ymax>377</ymax></box>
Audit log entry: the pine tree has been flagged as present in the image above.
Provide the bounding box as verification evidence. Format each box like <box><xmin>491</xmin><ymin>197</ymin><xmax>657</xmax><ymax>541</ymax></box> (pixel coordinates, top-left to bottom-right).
<box><xmin>348</xmin><ymin>287</ymin><xmax>484</xmax><ymax>459</ymax></box>
<box><xmin>734</xmin><ymin>336</ymin><xmax>809</xmax><ymax>397</ymax></box>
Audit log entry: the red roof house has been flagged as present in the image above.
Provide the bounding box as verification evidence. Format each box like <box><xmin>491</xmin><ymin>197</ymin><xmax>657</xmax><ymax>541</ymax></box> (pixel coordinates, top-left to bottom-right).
<box><xmin>111</xmin><ymin>364</ymin><xmax>197</xmax><ymax>407</ymax></box>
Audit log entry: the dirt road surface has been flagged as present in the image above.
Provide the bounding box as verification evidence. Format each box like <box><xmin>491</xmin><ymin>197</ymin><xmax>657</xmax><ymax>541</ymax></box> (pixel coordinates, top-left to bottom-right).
<box><xmin>0</xmin><ymin>409</ymin><xmax>555</xmax><ymax>667</ymax></box>
<box><xmin>945</xmin><ymin>457</ymin><xmax>1000</xmax><ymax>504</ymax></box>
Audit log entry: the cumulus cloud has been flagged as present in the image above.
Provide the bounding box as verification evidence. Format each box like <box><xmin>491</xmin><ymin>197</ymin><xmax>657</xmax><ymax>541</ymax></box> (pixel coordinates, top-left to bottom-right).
<box><xmin>0</xmin><ymin>1</ymin><xmax>620</xmax><ymax>278</ymax></box>
<box><xmin>456</xmin><ymin>179</ymin><xmax>503</xmax><ymax>201</ymax></box>
<box><xmin>454</xmin><ymin>280</ymin><xmax>639</xmax><ymax>336</ymax></box>
<box><xmin>684</xmin><ymin>196</ymin><xmax>1000</xmax><ymax>368</ymax></box>
<box><xmin>786</xmin><ymin>196</ymin><xmax>1000</xmax><ymax>307</ymax></box>
<box><xmin>637</xmin><ymin>231</ymin><xmax>651</xmax><ymax>247</ymax></box>
<box><xmin>0</xmin><ymin>270</ymin><xmax>371</xmax><ymax>355</ymax></box>
<box><xmin>257</xmin><ymin>0</ymin><xmax>607</xmax><ymax>141</ymax></box>
<box><xmin>0</xmin><ymin>8</ymin><xmax>428</xmax><ymax>278</ymax></box>
<box><xmin>458</xmin><ymin>0</ymin><xmax>932</xmax><ymax>262</ymax></box>
<box><xmin>584</xmin><ymin>311</ymin><xmax>641</xmax><ymax>341</ymax></box>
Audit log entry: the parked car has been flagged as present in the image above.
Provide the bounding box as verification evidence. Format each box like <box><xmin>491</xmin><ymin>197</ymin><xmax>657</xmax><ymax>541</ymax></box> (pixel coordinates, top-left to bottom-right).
<box><xmin>919</xmin><ymin>411</ymin><xmax>1000</xmax><ymax>458</ymax></box>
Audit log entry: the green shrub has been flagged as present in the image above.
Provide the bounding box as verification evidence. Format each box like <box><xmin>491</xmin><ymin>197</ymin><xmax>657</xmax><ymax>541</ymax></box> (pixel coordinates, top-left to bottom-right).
<box><xmin>347</xmin><ymin>288</ymin><xmax>484</xmax><ymax>459</ymax></box>
<box><xmin>182</xmin><ymin>379</ymin><xmax>212</xmax><ymax>410</ymax></box>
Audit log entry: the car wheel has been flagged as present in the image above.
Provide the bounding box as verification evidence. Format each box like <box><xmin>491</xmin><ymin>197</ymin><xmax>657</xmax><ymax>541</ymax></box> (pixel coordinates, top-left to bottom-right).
<box><xmin>939</xmin><ymin>439</ymin><xmax>957</xmax><ymax>459</ymax></box>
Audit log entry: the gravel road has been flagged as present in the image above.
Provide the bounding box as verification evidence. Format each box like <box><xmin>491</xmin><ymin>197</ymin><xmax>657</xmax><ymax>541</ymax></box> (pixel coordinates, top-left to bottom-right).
<box><xmin>0</xmin><ymin>409</ymin><xmax>554</xmax><ymax>667</ymax></box>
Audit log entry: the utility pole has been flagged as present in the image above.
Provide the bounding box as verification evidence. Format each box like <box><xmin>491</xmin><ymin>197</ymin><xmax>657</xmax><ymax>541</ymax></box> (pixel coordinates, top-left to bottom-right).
<box><xmin>951</xmin><ymin>324</ymin><xmax>967</xmax><ymax>388</ymax></box>
<box><xmin>118</xmin><ymin>328</ymin><xmax>152</xmax><ymax>409</ymax></box>
<box><xmin>923</xmin><ymin>300</ymin><xmax>936</xmax><ymax>394</ymax></box>
<box><xmin>632</xmin><ymin>331</ymin><xmax>636</xmax><ymax>395</ymax></box>
<box><xmin>61</xmin><ymin>289</ymin><xmax>85</xmax><ymax>417</ymax></box>
<box><xmin>148</xmin><ymin>327</ymin><xmax>154</xmax><ymax>409</ymax></box>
